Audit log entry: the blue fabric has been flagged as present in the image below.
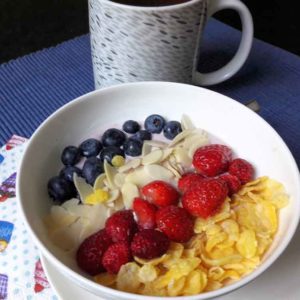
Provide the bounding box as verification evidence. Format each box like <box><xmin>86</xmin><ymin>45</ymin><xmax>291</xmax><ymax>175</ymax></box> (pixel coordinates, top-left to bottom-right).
<box><xmin>0</xmin><ymin>20</ymin><xmax>299</xmax><ymax>166</ymax></box>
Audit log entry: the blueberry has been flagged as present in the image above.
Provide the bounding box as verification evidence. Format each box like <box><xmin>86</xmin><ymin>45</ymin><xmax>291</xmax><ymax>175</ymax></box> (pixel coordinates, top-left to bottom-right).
<box><xmin>163</xmin><ymin>121</ymin><xmax>182</xmax><ymax>140</ymax></box>
<box><xmin>144</xmin><ymin>114</ymin><xmax>165</xmax><ymax>133</ymax></box>
<box><xmin>61</xmin><ymin>146</ymin><xmax>81</xmax><ymax>166</ymax></box>
<box><xmin>122</xmin><ymin>120</ymin><xmax>140</xmax><ymax>134</ymax></box>
<box><xmin>123</xmin><ymin>139</ymin><xmax>142</xmax><ymax>157</ymax></box>
<box><xmin>47</xmin><ymin>176</ymin><xmax>76</xmax><ymax>203</ymax></box>
<box><xmin>59</xmin><ymin>166</ymin><xmax>82</xmax><ymax>183</ymax></box>
<box><xmin>131</xmin><ymin>130</ymin><xmax>152</xmax><ymax>142</ymax></box>
<box><xmin>101</xmin><ymin>128</ymin><xmax>126</xmax><ymax>147</ymax></box>
<box><xmin>99</xmin><ymin>146</ymin><xmax>125</xmax><ymax>164</ymax></box>
<box><xmin>79</xmin><ymin>138</ymin><xmax>102</xmax><ymax>157</ymax></box>
<box><xmin>82</xmin><ymin>157</ymin><xmax>104</xmax><ymax>185</ymax></box>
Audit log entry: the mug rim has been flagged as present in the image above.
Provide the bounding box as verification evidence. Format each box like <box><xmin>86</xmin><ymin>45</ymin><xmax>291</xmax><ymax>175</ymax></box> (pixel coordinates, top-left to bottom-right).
<box><xmin>95</xmin><ymin>0</ymin><xmax>206</xmax><ymax>11</ymax></box>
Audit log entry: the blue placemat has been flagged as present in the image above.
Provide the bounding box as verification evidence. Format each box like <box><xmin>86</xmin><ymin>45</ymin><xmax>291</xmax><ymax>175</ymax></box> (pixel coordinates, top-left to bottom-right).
<box><xmin>0</xmin><ymin>19</ymin><xmax>299</xmax><ymax>166</ymax></box>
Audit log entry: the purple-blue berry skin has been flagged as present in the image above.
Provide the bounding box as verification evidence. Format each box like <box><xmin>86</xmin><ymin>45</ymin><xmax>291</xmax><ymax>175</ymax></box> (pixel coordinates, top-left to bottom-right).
<box><xmin>131</xmin><ymin>130</ymin><xmax>152</xmax><ymax>142</ymax></box>
<box><xmin>144</xmin><ymin>114</ymin><xmax>165</xmax><ymax>133</ymax></box>
<box><xmin>122</xmin><ymin>120</ymin><xmax>140</xmax><ymax>134</ymax></box>
<box><xmin>101</xmin><ymin>128</ymin><xmax>126</xmax><ymax>147</ymax></box>
<box><xmin>163</xmin><ymin>121</ymin><xmax>182</xmax><ymax>140</ymax></box>
<box><xmin>60</xmin><ymin>166</ymin><xmax>82</xmax><ymax>183</ymax></box>
<box><xmin>82</xmin><ymin>157</ymin><xmax>104</xmax><ymax>185</ymax></box>
<box><xmin>123</xmin><ymin>139</ymin><xmax>142</xmax><ymax>157</ymax></box>
<box><xmin>79</xmin><ymin>138</ymin><xmax>103</xmax><ymax>157</ymax></box>
<box><xmin>48</xmin><ymin>176</ymin><xmax>76</xmax><ymax>203</ymax></box>
<box><xmin>99</xmin><ymin>146</ymin><xmax>125</xmax><ymax>164</ymax></box>
<box><xmin>61</xmin><ymin>146</ymin><xmax>81</xmax><ymax>166</ymax></box>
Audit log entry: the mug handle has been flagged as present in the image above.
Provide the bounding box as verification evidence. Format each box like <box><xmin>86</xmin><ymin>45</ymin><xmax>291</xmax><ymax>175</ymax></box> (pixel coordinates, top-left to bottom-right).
<box><xmin>192</xmin><ymin>0</ymin><xmax>253</xmax><ymax>86</ymax></box>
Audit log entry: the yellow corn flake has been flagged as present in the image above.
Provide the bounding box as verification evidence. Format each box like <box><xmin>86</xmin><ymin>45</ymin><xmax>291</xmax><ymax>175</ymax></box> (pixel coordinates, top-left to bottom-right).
<box><xmin>167</xmin><ymin>242</ymin><xmax>184</xmax><ymax>258</ymax></box>
<box><xmin>167</xmin><ymin>277</ymin><xmax>186</xmax><ymax>296</ymax></box>
<box><xmin>94</xmin><ymin>273</ymin><xmax>116</xmax><ymax>286</ymax></box>
<box><xmin>155</xmin><ymin>258</ymin><xmax>201</xmax><ymax>289</ymax></box>
<box><xmin>141</xmin><ymin>283</ymin><xmax>167</xmax><ymax>296</ymax></box>
<box><xmin>134</xmin><ymin>253</ymin><xmax>169</xmax><ymax>266</ymax></box>
<box><xmin>183</xmin><ymin>269</ymin><xmax>207</xmax><ymax>295</ymax></box>
<box><xmin>85</xmin><ymin>189</ymin><xmax>109</xmax><ymax>205</ymax></box>
<box><xmin>256</xmin><ymin>201</ymin><xmax>278</xmax><ymax>234</ymax></box>
<box><xmin>236</xmin><ymin>229</ymin><xmax>257</xmax><ymax>259</ymax></box>
<box><xmin>206</xmin><ymin>224</ymin><xmax>222</xmax><ymax>236</ymax></box>
<box><xmin>219</xmin><ymin>270</ymin><xmax>240</xmax><ymax>283</ymax></box>
<box><xmin>202</xmin><ymin>254</ymin><xmax>243</xmax><ymax>266</ymax></box>
<box><xmin>138</xmin><ymin>264</ymin><xmax>158</xmax><ymax>283</ymax></box>
<box><xmin>204</xmin><ymin>280</ymin><xmax>223</xmax><ymax>292</ymax></box>
<box><xmin>209</xmin><ymin>246</ymin><xmax>235</xmax><ymax>259</ymax></box>
<box><xmin>208</xmin><ymin>266</ymin><xmax>225</xmax><ymax>280</ymax></box>
<box><xmin>205</xmin><ymin>232</ymin><xmax>227</xmax><ymax>252</ymax></box>
<box><xmin>182</xmin><ymin>248</ymin><xmax>196</xmax><ymax>258</ymax></box>
<box><xmin>116</xmin><ymin>262</ymin><xmax>141</xmax><ymax>293</ymax></box>
<box><xmin>256</xmin><ymin>235</ymin><xmax>272</xmax><ymax>255</ymax></box>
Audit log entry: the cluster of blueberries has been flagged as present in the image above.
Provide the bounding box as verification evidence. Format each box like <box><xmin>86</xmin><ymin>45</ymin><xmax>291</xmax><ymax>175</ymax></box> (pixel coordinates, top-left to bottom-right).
<box><xmin>47</xmin><ymin>114</ymin><xmax>182</xmax><ymax>203</ymax></box>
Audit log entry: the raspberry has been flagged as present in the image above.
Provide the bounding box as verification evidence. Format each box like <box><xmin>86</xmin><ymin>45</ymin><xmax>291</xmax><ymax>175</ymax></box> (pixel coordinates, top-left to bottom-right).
<box><xmin>76</xmin><ymin>229</ymin><xmax>112</xmax><ymax>275</ymax></box>
<box><xmin>219</xmin><ymin>173</ymin><xmax>241</xmax><ymax>195</ymax></box>
<box><xmin>228</xmin><ymin>158</ymin><xmax>254</xmax><ymax>184</ymax></box>
<box><xmin>131</xmin><ymin>229</ymin><xmax>170</xmax><ymax>259</ymax></box>
<box><xmin>141</xmin><ymin>180</ymin><xmax>179</xmax><ymax>207</ymax></box>
<box><xmin>178</xmin><ymin>172</ymin><xmax>205</xmax><ymax>193</ymax></box>
<box><xmin>105</xmin><ymin>210</ymin><xmax>138</xmax><ymax>243</ymax></box>
<box><xmin>133</xmin><ymin>198</ymin><xmax>157</xmax><ymax>229</ymax></box>
<box><xmin>182</xmin><ymin>178</ymin><xmax>228</xmax><ymax>218</ymax></box>
<box><xmin>192</xmin><ymin>144</ymin><xmax>232</xmax><ymax>177</ymax></box>
<box><xmin>156</xmin><ymin>206</ymin><xmax>194</xmax><ymax>243</ymax></box>
<box><xmin>102</xmin><ymin>242</ymin><xmax>132</xmax><ymax>274</ymax></box>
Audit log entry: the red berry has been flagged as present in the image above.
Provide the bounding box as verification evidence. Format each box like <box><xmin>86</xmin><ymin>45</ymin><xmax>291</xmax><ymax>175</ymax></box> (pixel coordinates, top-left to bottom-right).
<box><xmin>76</xmin><ymin>229</ymin><xmax>112</xmax><ymax>275</ymax></box>
<box><xmin>133</xmin><ymin>197</ymin><xmax>157</xmax><ymax>229</ymax></box>
<box><xmin>228</xmin><ymin>158</ymin><xmax>254</xmax><ymax>184</ymax></box>
<box><xmin>192</xmin><ymin>144</ymin><xmax>232</xmax><ymax>177</ymax></box>
<box><xmin>182</xmin><ymin>178</ymin><xmax>228</xmax><ymax>218</ymax></box>
<box><xmin>102</xmin><ymin>242</ymin><xmax>132</xmax><ymax>274</ymax></box>
<box><xmin>131</xmin><ymin>229</ymin><xmax>170</xmax><ymax>259</ymax></box>
<box><xmin>105</xmin><ymin>210</ymin><xmax>138</xmax><ymax>243</ymax></box>
<box><xmin>156</xmin><ymin>206</ymin><xmax>194</xmax><ymax>243</ymax></box>
<box><xmin>219</xmin><ymin>173</ymin><xmax>241</xmax><ymax>195</ymax></box>
<box><xmin>141</xmin><ymin>180</ymin><xmax>179</xmax><ymax>207</ymax></box>
<box><xmin>178</xmin><ymin>172</ymin><xmax>205</xmax><ymax>193</ymax></box>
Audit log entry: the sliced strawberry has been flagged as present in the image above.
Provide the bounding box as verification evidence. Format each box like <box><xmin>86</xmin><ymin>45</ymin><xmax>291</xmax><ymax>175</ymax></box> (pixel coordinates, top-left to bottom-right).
<box><xmin>133</xmin><ymin>197</ymin><xmax>157</xmax><ymax>229</ymax></box>
<box><xmin>178</xmin><ymin>172</ymin><xmax>205</xmax><ymax>193</ymax></box>
<box><xmin>141</xmin><ymin>180</ymin><xmax>179</xmax><ymax>207</ymax></box>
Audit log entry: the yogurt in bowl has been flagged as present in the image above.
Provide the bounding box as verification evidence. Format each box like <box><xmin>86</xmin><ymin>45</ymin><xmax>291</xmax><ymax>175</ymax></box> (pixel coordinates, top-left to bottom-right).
<box><xmin>17</xmin><ymin>82</ymin><xmax>300</xmax><ymax>300</ymax></box>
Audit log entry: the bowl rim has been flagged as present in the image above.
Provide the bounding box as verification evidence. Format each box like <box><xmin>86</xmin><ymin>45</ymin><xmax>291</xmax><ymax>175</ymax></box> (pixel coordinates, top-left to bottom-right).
<box><xmin>17</xmin><ymin>81</ymin><xmax>300</xmax><ymax>299</ymax></box>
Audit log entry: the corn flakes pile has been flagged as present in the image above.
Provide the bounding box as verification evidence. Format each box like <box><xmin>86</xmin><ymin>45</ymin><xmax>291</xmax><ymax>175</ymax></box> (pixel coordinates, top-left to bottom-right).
<box><xmin>94</xmin><ymin>176</ymin><xmax>289</xmax><ymax>296</ymax></box>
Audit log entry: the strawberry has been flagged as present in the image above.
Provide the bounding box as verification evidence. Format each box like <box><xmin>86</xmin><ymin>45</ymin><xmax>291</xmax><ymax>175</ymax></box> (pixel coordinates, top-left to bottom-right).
<box><xmin>102</xmin><ymin>242</ymin><xmax>132</xmax><ymax>274</ymax></box>
<box><xmin>141</xmin><ymin>180</ymin><xmax>179</xmax><ymax>207</ymax></box>
<box><xmin>219</xmin><ymin>173</ymin><xmax>241</xmax><ymax>195</ymax></box>
<box><xmin>182</xmin><ymin>178</ymin><xmax>228</xmax><ymax>218</ymax></box>
<box><xmin>133</xmin><ymin>197</ymin><xmax>157</xmax><ymax>229</ymax></box>
<box><xmin>156</xmin><ymin>206</ymin><xmax>194</xmax><ymax>243</ymax></box>
<box><xmin>228</xmin><ymin>158</ymin><xmax>254</xmax><ymax>184</ymax></box>
<box><xmin>178</xmin><ymin>172</ymin><xmax>205</xmax><ymax>193</ymax></box>
<box><xmin>105</xmin><ymin>210</ymin><xmax>138</xmax><ymax>243</ymax></box>
<box><xmin>192</xmin><ymin>144</ymin><xmax>232</xmax><ymax>177</ymax></box>
<box><xmin>76</xmin><ymin>229</ymin><xmax>112</xmax><ymax>275</ymax></box>
<box><xmin>131</xmin><ymin>229</ymin><xmax>170</xmax><ymax>259</ymax></box>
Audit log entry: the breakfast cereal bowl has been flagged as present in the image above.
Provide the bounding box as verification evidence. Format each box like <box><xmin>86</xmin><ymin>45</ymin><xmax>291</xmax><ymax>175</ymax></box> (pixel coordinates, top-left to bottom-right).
<box><xmin>17</xmin><ymin>82</ymin><xmax>300</xmax><ymax>299</ymax></box>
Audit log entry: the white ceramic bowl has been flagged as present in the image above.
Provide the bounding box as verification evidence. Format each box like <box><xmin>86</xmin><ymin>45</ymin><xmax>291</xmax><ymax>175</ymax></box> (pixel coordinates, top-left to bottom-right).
<box><xmin>17</xmin><ymin>82</ymin><xmax>300</xmax><ymax>300</ymax></box>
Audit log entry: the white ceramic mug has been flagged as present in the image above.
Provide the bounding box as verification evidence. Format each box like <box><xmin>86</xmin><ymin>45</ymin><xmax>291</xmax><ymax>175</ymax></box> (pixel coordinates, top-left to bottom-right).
<box><xmin>89</xmin><ymin>0</ymin><xmax>253</xmax><ymax>89</ymax></box>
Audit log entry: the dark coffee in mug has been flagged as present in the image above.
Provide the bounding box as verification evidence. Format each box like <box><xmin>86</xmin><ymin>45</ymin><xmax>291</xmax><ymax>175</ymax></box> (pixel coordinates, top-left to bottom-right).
<box><xmin>111</xmin><ymin>0</ymin><xmax>189</xmax><ymax>6</ymax></box>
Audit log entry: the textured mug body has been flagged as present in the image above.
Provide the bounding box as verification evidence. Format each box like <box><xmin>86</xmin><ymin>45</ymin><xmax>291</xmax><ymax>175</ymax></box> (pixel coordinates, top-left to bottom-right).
<box><xmin>89</xmin><ymin>0</ymin><xmax>208</xmax><ymax>89</ymax></box>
